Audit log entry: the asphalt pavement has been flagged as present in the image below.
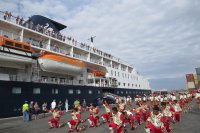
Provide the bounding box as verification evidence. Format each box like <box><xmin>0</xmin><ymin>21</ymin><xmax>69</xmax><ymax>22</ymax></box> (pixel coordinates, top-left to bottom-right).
<box><xmin>0</xmin><ymin>100</ymin><xmax>200</xmax><ymax>133</ymax></box>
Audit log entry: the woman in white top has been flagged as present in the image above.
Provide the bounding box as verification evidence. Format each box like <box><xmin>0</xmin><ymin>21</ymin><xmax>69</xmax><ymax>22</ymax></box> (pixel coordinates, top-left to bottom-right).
<box><xmin>65</xmin><ymin>99</ymin><xmax>69</xmax><ymax>112</ymax></box>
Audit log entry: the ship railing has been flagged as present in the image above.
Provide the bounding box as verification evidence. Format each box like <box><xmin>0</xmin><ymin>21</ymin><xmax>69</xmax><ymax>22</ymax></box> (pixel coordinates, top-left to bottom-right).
<box><xmin>103</xmin><ymin>62</ymin><xmax>111</xmax><ymax>67</ymax></box>
<box><xmin>73</xmin><ymin>41</ymin><xmax>90</xmax><ymax>51</ymax></box>
<box><xmin>90</xmin><ymin>58</ymin><xmax>102</xmax><ymax>65</ymax></box>
<box><xmin>40</xmin><ymin>78</ymin><xmax>75</xmax><ymax>85</ymax></box>
<box><xmin>50</xmin><ymin>46</ymin><xmax>72</xmax><ymax>56</ymax></box>
<box><xmin>73</xmin><ymin>53</ymin><xmax>87</xmax><ymax>60</ymax></box>
<box><xmin>0</xmin><ymin>11</ymin><xmax>70</xmax><ymax>42</ymax></box>
<box><xmin>0</xmin><ymin>11</ymin><xmax>134</xmax><ymax>68</ymax></box>
<box><xmin>87</xmin><ymin>83</ymin><xmax>108</xmax><ymax>87</ymax></box>
<box><xmin>0</xmin><ymin>29</ymin><xmax>21</xmax><ymax>41</ymax></box>
<box><xmin>23</xmin><ymin>37</ymin><xmax>48</xmax><ymax>49</ymax></box>
<box><xmin>112</xmin><ymin>64</ymin><xmax>119</xmax><ymax>69</ymax></box>
<box><xmin>0</xmin><ymin>11</ymin><xmax>17</xmax><ymax>24</ymax></box>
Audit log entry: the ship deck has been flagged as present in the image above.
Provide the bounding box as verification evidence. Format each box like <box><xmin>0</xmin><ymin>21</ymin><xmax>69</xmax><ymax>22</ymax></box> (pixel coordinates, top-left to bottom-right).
<box><xmin>0</xmin><ymin>101</ymin><xmax>200</xmax><ymax>133</ymax></box>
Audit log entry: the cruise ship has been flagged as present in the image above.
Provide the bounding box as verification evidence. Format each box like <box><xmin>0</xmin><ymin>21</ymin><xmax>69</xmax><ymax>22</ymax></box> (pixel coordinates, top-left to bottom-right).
<box><xmin>0</xmin><ymin>11</ymin><xmax>151</xmax><ymax>118</ymax></box>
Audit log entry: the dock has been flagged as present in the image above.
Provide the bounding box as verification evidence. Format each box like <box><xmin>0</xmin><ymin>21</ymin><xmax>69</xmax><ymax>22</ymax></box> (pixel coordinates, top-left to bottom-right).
<box><xmin>0</xmin><ymin>101</ymin><xmax>200</xmax><ymax>133</ymax></box>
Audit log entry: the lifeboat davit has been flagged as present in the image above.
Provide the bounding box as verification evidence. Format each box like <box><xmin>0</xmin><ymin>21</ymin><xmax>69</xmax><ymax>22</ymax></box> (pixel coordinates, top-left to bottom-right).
<box><xmin>38</xmin><ymin>52</ymin><xmax>86</xmax><ymax>75</ymax></box>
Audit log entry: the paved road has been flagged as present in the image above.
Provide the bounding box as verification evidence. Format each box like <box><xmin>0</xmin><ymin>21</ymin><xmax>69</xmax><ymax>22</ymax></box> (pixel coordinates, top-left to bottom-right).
<box><xmin>0</xmin><ymin>101</ymin><xmax>200</xmax><ymax>133</ymax></box>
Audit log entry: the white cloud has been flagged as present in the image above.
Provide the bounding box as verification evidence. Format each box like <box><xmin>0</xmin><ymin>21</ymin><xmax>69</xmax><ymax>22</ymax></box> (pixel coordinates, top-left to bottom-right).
<box><xmin>1</xmin><ymin>0</ymin><xmax>200</xmax><ymax>89</ymax></box>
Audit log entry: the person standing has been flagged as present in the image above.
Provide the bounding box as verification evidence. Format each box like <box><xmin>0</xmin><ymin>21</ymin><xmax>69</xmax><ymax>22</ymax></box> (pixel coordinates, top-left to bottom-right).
<box><xmin>22</xmin><ymin>101</ymin><xmax>29</xmax><ymax>122</ymax></box>
<box><xmin>29</xmin><ymin>101</ymin><xmax>34</xmax><ymax>121</ymax></box>
<box><xmin>3</xmin><ymin>11</ymin><xmax>8</xmax><ymax>20</ymax></box>
<box><xmin>42</xmin><ymin>102</ymin><xmax>47</xmax><ymax>117</ymax></box>
<box><xmin>65</xmin><ymin>99</ymin><xmax>69</xmax><ymax>112</ymax></box>
<box><xmin>74</xmin><ymin>99</ymin><xmax>80</xmax><ymax>108</ymax></box>
<box><xmin>16</xmin><ymin>16</ymin><xmax>20</xmax><ymax>24</ymax></box>
<box><xmin>51</xmin><ymin>100</ymin><xmax>56</xmax><ymax>111</ymax></box>
<box><xmin>82</xmin><ymin>99</ymin><xmax>87</xmax><ymax>109</ymax></box>
<box><xmin>97</xmin><ymin>98</ymin><xmax>102</xmax><ymax>108</ymax></box>
<box><xmin>7</xmin><ymin>12</ymin><xmax>12</xmax><ymax>21</ymax></box>
<box><xmin>34</xmin><ymin>102</ymin><xmax>40</xmax><ymax>120</ymax></box>
<box><xmin>58</xmin><ymin>101</ymin><xmax>63</xmax><ymax>111</ymax></box>
<box><xmin>19</xmin><ymin>17</ymin><xmax>23</xmax><ymax>25</ymax></box>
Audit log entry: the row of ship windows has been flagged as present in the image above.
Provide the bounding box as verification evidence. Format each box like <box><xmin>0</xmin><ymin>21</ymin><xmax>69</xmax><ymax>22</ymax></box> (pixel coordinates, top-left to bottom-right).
<box><xmin>11</xmin><ymin>87</ymin><xmax>100</xmax><ymax>95</ymax></box>
<box><xmin>11</xmin><ymin>87</ymin><xmax>149</xmax><ymax>95</ymax></box>
<box><xmin>116</xmin><ymin>90</ymin><xmax>148</xmax><ymax>95</ymax></box>
<box><xmin>118</xmin><ymin>82</ymin><xmax>140</xmax><ymax>87</ymax></box>
<box><xmin>111</xmin><ymin>70</ymin><xmax>138</xmax><ymax>80</ymax></box>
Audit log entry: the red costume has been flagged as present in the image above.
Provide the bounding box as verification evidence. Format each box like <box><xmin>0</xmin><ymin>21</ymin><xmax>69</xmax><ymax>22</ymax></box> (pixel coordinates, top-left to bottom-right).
<box><xmin>124</xmin><ymin>110</ymin><xmax>136</xmax><ymax>129</ymax></box>
<box><xmin>88</xmin><ymin>107</ymin><xmax>99</xmax><ymax>127</ymax></box>
<box><xmin>109</xmin><ymin>111</ymin><xmax>125</xmax><ymax>133</ymax></box>
<box><xmin>101</xmin><ymin>103</ymin><xmax>111</xmax><ymax>122</ymax></box>
<box><xmin>48</xmin><ymin>110</ymin><xmax>62</xmax><ymax>128</ymax></box>
<box><xmin>173</xmin><ymin>103</ymin><xmax>182</xmax><ymax>122</ymax></box>
<box><xmin>146</xmin><ymin>112</ymin><xmax>165</xmax><ymax>133</ymax></box>
<box><xmin>68</xmin><ymin>111</ymin><xmax>81</xmax><ymax>132</ymax></box>
<box><xmin>118</xmin><ymin>102</ymin><xmax>126</xmax><ymax>112</ymax></box>
<box><xmin>133</xmin><ymin>107</ymin><xmax>142</xmax><ymax>125</ymax></box>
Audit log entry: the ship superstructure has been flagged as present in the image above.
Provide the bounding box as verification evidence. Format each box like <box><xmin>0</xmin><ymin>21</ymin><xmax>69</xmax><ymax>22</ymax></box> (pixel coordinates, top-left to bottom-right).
<box><xmin>0</xmin><ymin>15</ymin><xmax>150</xmax><ymax>90</ymax></box>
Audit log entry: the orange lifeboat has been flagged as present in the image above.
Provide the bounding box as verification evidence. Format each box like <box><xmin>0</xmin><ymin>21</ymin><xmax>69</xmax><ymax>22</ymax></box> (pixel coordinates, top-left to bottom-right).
<box><xmin>0</xmin><ymin>36</ymin><xmax>32</xmax><ymax>53</ymax></box>
<box><xmin>38</xmin><ymin>52</ymin><xmax>86</xmax><ymax>75</ymax></box>
<box><xmin>91</xmin><ymin>69</ymin><xmax>106</xmax><ymax>77</ymax></box>
<box><xmin>0</xmin><ymin>36</ymin><xmax>33</xmax><ymax>65</ymax></box>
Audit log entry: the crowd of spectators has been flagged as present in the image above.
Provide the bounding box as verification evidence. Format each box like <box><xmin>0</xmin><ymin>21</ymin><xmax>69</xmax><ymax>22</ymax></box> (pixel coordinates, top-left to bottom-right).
<box><xmin>2</xmin><ymin>11</ymin><xmax>66</xmax><ymax>42</ymax></box>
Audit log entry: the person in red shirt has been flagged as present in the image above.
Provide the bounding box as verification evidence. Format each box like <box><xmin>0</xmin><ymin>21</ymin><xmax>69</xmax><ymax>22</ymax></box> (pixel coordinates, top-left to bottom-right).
<box><xmin>126</xmin><ymin>96</ymin><xmax>132</xmax><ymax>108</ymax></box>
<box><xmin>145</xmin><ymin>106</ymin><xmax>165</xmax><ymax>133</ymax></box>
<box><xmin>133</xmin><ymin>103</ymin><xmax>143</xmax><ymax>125</ymax></box>
<box><xmin>172</xmin><ymin>100</ymin><xmax>182</xmax><ymax>122</ymax></box>
<box><xmin>124</xmin><ymin>109</ymin><xmax>137</xmax><ymax>130</ymax></box>
<box><xmin>141</xmin><ymin>101</ymin><xmax>150</xmax><ymax>122</ymax></box>
<box><xmin>87</xmin><ymin>103</ymin><xmax>100</xmax><ymax>127</ymax></box>
<box><xmin>48</xmin><ymin>107</ymin><xmax>62</xmax><ymax>129</ymax></box>
<box><xmin>118</xmin><ymin>99</ymin><xmax>126</xmax><ymax>112</ymax></box>
<box><xmin>67</xmin><ymin>108</ymin><xmax>85</xmax><ymax>132</ymax></box>
<box><xmin>160</xmin><ymin>102</ymin><xmax>174</xmax><ymax>133</ymax></box>
<box><xmin>101</xmin><ymin>100</ymin><xmax>111</xmax><ymax>123</ymax></box>
<box><xmin>109</xmin><ymin>107</ymin><xmax>125</xmax><ymax>133</ymax></box>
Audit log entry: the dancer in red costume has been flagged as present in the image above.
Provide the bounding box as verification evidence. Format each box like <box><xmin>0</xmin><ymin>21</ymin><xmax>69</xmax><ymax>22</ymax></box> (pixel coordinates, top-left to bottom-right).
<box><xmin>124</xmin><ymin>109</ymin><xmax>137</xmax><ymax>130</ymax></box>
<box><xmin>88</xmin><ymin>103</ymin><xmax>100</xmax><ymax>127</ymax></box>
<box><xmin>118</xmin><ymin>99</ymin><xmax>126</xmax><ymax>112</ymax></box>
<box><xmin>145</xmin><ymin>106</ymin><xmax>165</xmax><ymax>133</ymax></box>
<box><xmin>101</xmin><ymin>100</ymin><xmax>111</xmax><ymax>123</ymax></box>
<box><xmin>67</xmin><ymin>108</ymin><xmax>86</xmax><ymax>132</ymax></box>
<box><xmin>160</xmin><ymin>102</ymin><xmax>174</xmax><ymax>133</ymax></box>
<box><xmin>48</xmin><ymin>107</ymin><xmax>62</xmax><ymax>129</ymax></box>
<box><xmin>172</xmin><ymin>100</ymin><xmax>182</xmax><ymax>122</ymax></box>
<box><xmin>109</xmin><ymin>107</ymin><xmax>125</xmax><ymax>133</ymax></box>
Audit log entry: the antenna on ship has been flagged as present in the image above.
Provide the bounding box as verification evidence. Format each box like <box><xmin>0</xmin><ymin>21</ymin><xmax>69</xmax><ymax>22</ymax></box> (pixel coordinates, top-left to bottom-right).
<box><xmin>88</xmin><ymin>36</ymin><xmax>96</xmax><ymax>48</ymax></box>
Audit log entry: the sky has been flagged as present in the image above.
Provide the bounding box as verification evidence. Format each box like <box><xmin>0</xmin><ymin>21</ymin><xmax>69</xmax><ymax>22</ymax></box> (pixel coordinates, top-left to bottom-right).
<box><xmin>1</xmin><ymin>0</ymin><xmax>200</xmax><ymax>90</ymax></box>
